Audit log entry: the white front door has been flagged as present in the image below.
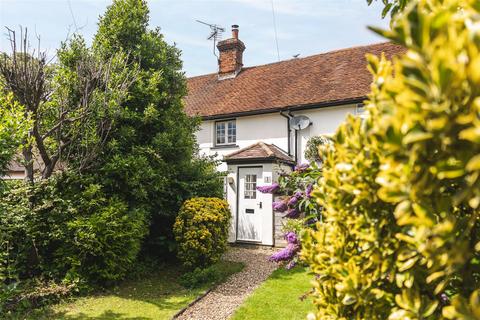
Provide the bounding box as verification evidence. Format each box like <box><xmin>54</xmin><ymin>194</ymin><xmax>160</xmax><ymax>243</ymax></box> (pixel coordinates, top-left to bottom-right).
<box><xmin>237</xmin><ymin>167</ymin><xmax>265</xmax><ymax>242</ymax></box>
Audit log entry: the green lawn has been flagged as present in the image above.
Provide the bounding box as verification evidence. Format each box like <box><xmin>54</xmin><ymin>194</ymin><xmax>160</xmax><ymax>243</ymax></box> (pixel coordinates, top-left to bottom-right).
<box><xmin>18</xmin><ymin>261</ymin><xmax>243</xmax><ymax>320</ymax></box>
<box><xmin>231</xmin><ymin>266</ymin><xmax>314</xmax><ymax>320</ymax></box>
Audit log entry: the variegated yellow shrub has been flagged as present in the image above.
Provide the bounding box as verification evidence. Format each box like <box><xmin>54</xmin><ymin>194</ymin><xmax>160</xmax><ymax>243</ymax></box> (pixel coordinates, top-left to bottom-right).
<box><xmin>173</xmin><ymin>197</ymin><xmax>231</xmax><ymax>269</ymax></box>
<box><xmin>302</xmin><ymin>0</ymin><xmax>480</xmax><ymax>319</ymax></box>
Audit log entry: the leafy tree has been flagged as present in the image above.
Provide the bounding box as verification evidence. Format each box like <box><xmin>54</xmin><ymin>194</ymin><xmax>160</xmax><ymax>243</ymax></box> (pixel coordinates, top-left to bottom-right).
<box><xmin>0</xmin><ymin>87</ymin><xmax>30</xmax><ymax>178</ymax></box>
<box><xmin>302</xmin><ymin>0</ymin><xmax>480</xmax><ymax>319</ymax></box>
<box><xmin>367</xmin><ymin>0</ymin><xmax>411</xmax><ymax>17</ymax></box>
<box><xmin>92</xmin><ymin>0</ymin><xmax>223</xmax><ymax>254</ymax></box>
<box><xmin>0</xmin><ymin>29</ymin><xmax>136</xmax><ymax>181</ymax></box>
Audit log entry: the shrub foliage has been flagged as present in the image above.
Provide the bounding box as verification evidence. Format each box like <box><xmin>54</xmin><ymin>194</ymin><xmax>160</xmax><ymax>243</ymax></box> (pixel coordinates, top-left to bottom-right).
<box><xmin>91</xmin><ymin>0</ymin><xmax>223</xmax><ymax>254</ymax></box>
<box><xmin>174</xmin><ymin>197</ymin><xmax>231</xmax><ymax>269</ymax></box>
<box><xmin>0</xmin><ymin>173</ymin><xmax>148</xmax><ymax>287</ymax></box>
<box><xmin>302</xmin><ymin>0</ymin><xmax>480</xmax><ymax>319</ymax></box>
<box><xmin>0</xmin><ymin>88</ymin><xmax>30</xmax><ymax>178</ymax></box>
<box><xmin>304</xmin><ymin>135</ymin><xmax>332</xmax><ymax>163</ymax></box>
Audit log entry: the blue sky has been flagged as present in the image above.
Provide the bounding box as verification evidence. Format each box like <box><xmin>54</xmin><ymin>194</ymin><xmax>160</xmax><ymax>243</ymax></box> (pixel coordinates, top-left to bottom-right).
<box><xmin>0</xmin><ymin>0</ymin><xmax>390</xmax><ymax>76</ymax></box>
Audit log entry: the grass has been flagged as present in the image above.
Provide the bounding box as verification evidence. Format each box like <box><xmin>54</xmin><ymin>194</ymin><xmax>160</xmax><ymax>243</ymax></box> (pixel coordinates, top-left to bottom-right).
<box><xmin>16</xmin><ymin>260</ymin><xmax>244</xmax><ymax>320</ymax></box>
<box><xmin>231</xmin><ymin>265</ymin><xmax>314</xmax><ymax>320</ymax></box>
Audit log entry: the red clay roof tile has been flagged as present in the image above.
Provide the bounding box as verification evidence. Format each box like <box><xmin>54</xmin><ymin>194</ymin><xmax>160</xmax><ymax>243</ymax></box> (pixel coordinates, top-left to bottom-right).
<box><xmin>224</xmin><ymin>142</ymin><xmax>294</xmax><ymax>163</ymax></box>
<box><xmin>185</xmin><ymin>42</ymin><xmax>405</xmax><ymax>118</ymax></box>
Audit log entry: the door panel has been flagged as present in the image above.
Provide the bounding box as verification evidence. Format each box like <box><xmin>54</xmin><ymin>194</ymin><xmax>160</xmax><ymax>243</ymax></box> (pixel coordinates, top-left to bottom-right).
<box><xmin>237</xmin><ymin>167</ymin><xmax>264</xmax><ymax>242</ymax></box>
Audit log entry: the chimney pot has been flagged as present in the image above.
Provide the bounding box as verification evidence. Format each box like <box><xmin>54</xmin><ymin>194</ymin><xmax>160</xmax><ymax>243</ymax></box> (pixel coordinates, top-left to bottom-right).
<box><xmin>216</xmin><ymin>24</ymin><xmax>245</xmax><ymax>79</ymax></box>
<box><xmin>232</xmin><ymin>24</ymin><xmax>239</xmax><ymax>39</ymax></box>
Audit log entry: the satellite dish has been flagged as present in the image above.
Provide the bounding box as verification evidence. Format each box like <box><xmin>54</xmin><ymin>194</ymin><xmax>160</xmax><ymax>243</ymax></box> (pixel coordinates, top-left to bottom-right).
<box><xmin>289</xmin><ymin>115</ymin><xmax>311</xmax><ymax>130</ymax></box>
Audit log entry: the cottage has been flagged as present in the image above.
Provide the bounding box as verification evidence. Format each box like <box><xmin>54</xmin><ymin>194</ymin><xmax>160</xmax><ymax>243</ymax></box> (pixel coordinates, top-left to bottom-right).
<box><xmin>184</xmin><ymin>25</ymin><xmax>404</xmax><ymax>246</ymax></box>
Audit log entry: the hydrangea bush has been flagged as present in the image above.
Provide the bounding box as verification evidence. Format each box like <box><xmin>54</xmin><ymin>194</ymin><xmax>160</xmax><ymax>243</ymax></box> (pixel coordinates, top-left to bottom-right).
<box><xmin>302</xmin><ymin>0</ymin><xmax>480</xmax><ymax>318</ymax></box>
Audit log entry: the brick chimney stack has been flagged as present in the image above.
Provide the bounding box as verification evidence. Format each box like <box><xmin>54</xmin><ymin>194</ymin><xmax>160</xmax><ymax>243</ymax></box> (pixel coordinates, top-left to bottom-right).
<box><xmin>217</xmin><ymin>25</ymin><xmax>245</xmax><ymax>79</ymax></box>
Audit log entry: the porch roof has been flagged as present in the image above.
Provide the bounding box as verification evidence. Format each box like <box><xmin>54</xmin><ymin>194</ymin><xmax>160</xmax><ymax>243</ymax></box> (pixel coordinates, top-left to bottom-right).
<box><xmin>224</xmin><ymin>142</ymin><xmax>294</xmax><ymax>164</ymax></box>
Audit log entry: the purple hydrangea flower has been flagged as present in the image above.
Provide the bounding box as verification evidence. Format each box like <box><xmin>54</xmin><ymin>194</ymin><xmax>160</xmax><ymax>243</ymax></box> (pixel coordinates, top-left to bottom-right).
<box><xmin>285</xmin><ymin>232</ymin><xmax>298</xmax><ymax>244</ymax></box>
<box><xmin>256</xmin><ymin>183</ymin><xmax>280</xmax><ymax>194</ymax></box>
<box><xmin>306</xmin><ymin>184</ymin><xmax>313</xmax><ymax>198</ymax></box>
<box><xmin>294</xmin><ymin>191</ymin><xmax>303</xmax><ymax>199</ymax></box>
<box><xmin>287</xmin><ymin>196</ymin><xmax>298</xmax><ymax>206</ymax></box>
<box><xmin>294</xmin><ymin>163</ymin><xmax>310</xmax><ymax>172</ymax></box>
<box><xmin>272</xmin><ymin>200</ymin><xmax>288</xmax><ymax>212</ymax></box>
<box><xmin>285</xmin><ymin>208</ymin><xmax>300</xmax><ymax>218</ymax></box>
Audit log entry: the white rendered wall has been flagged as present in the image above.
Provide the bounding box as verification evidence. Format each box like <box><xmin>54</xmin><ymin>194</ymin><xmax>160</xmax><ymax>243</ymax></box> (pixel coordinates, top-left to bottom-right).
<box><xmin>295</xmin><ymin>104</ymin><xmax>355</xmax><ymax>164</ymax></box>
<box><xmin>196</xmin><ymin>104</ymin><xmax>356</xmax><ymax>169</ymax></box>
<box><xmin>196</xmin><ymin>104</ymin><xmax>356</xmax><ymax>245</ymax></box>
<box><xmin>197</xmin><ymin>113</ymin><xmax>289</xmax><ymax>172</ymax></box>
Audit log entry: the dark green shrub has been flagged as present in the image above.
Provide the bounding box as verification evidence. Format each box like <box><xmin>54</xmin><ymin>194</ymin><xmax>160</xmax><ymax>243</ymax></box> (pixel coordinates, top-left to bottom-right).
<box><xmin>173</xmin><ymin>197</ymin><xmax>231</xmax><ymax>269</ymax></box>
<box><xmin>0</xmin><ymin>279</ymin><xmax>72</xmax><ymax>316</ymax></box>
<box><xmin>0</xmin><ymin>173</ymin><xmax>148</xmax><ymax>287</ymax></box>
<box><xmin>179</xmin><ymin>267</ymin><xmax>222</xmax><ymax>289</ymax></box>
<box><xmin>91</xmin><ymin>0</ymin><xmax>224</xmax><ymax>257</ymax></box>
<box><xmin>179</xmin><ymin>261</ymin><xmax>244</xmax><ymax>289</ymax></box>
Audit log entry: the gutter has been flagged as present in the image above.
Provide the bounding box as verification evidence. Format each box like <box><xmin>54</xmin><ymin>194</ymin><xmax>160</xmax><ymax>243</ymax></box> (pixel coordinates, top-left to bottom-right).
<box><xmin>199</xmin><ymin>97</ymin><xmax>366</xmax><ymax>120</ymax></box>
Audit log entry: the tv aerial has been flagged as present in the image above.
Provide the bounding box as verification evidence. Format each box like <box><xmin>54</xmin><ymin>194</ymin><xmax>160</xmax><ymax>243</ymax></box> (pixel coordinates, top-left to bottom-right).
<box><xmin>196</xmin><ymin>20</ymin><xmax>225</xmax><ymax>58</ymax></box>
<box><xmin>289</xmin><ymin>115</ymin><xmax>312</xmax><ymax>130</ymax></box>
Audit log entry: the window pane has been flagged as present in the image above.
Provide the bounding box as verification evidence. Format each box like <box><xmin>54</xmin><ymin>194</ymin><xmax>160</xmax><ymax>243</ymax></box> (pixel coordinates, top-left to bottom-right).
<box><xmin>244</xmin><ymin>174</ymin><xmax>257</xmax><ymax>199</ymax></box>
<box><xmin>216</xmin><ymin>122</ymin><xmax>226</xmax><ymax>144</ymax></box>
<box><xmin>227</xmin><ymin>121</ymin><xmax>236</xmax><ymax>143</ymax></box>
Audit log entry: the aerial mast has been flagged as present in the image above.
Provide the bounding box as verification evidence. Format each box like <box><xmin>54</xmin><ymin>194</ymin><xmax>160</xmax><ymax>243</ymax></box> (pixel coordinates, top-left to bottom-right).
<box><xmin>196</xmin><ymin>20</ymin><xmax>225</xmax><ymax>58</ymax></box>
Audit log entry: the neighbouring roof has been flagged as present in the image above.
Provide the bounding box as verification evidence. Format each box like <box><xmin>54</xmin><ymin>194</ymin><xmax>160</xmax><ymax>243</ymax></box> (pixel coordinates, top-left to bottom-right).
<box><xmin>185</xmin><ymin>42</ymin><xmax>405</xmax><ymax>119</ymax></box>
<box><xmin>8</xmin><ymin>161</ymin><xmax>25</xmax><ymax>172</ymax></box>
<box><xmin>224</xmin><ymin>142</ymin><xmax>294</xmax><ymax>164</ymax></box>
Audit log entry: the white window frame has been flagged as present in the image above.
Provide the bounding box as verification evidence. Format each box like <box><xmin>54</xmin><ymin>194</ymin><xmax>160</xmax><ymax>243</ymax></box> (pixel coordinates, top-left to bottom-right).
<box><xmin>244</xmin><ymin>174</ymin><xmax>257</xmax><ymax>199</ymax></box>
<box><xmin>215</xmin><ymin>119</ymin><xmax>236</xmax><ymax>146</ymax></box>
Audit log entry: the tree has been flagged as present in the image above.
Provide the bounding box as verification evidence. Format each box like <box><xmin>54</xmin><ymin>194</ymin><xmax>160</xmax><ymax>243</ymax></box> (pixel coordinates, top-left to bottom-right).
<box><xmin>302</xmin><ymin>0</ymin><xmax>480</xmax><ymax>319</ymax></box>
<box><xmin>0</xmin><ymin>28</ymin><xmax>136</xmax><ymax>181</ymax></box>
<box><xmin>0</xmin><ymin>86</ymin><xmax>30</xmax><ymax>178</ymax></box>
<box><xmin>92</xmin><ymin>0</ymin><xmax>223</xmax><ymax>254</ymax></box>
<box><xmin>367</xmin><ymin>0</ymin><xmax>411</xmax><ymax>17</ymax></box>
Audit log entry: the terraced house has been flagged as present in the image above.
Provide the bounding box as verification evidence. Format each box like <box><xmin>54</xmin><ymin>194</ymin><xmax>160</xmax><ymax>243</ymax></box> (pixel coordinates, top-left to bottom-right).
<box><xmin>184</xmin><ymin>25</ymin><xmax>403</xmax><ymax>246</ymax></box>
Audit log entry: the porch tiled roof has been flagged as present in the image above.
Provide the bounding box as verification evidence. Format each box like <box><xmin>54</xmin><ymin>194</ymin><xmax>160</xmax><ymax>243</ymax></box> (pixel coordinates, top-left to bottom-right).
<box><xmin>224</xmin><ymin>142</ymin><xmax>294</xmax><ymax>163</ymax></box>
<box><xmin>185</xmin><ymin>42</ymin><xmax>405</xmax><ymax>118</ymax></box>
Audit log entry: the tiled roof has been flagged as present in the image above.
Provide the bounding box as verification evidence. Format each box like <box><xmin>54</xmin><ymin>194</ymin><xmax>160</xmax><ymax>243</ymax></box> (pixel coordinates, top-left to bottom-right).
<box><xmin>224</xmin><ymin>142</ymin><xmax>294</xmax><ymax>163</ymax></box>
<box><xmin>185</xmin><ymin>42</ymin><xmax>405</xmax><ymax>118</ymax></box>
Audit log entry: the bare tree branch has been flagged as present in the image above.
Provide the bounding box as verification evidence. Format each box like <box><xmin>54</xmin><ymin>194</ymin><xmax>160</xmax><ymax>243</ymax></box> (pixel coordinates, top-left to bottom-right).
<box><xmin>0</xmin><ymin>27</ymin><xmax>138</xmax><ymax>181</ymax></box>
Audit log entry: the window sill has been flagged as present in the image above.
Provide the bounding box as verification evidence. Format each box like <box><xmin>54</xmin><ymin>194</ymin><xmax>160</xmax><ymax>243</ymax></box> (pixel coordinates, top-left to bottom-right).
<box><xmin>211</xmin><ymin>144</ymin><xmax>239</xmax><ymax>150</ymax></box>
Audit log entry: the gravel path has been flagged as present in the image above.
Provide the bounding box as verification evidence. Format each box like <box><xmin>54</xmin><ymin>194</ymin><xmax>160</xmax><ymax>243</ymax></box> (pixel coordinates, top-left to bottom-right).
<box><xmin>175</xmin><ymin>246</ymin><xmax>277</xmax><ymax>320</ymax></box>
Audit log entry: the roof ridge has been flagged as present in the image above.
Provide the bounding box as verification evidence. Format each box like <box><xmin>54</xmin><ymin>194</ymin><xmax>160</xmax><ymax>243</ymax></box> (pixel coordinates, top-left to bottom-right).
<box><xmin>259</xmin><ymin>142</ymin><xmax>274</xmax><ymax>157</ymax></box>
<box><xmin>185</xmin><ymin>42</ymin><xmax>406</xmax><ymax>118</ymax></box>
<box><xmin>186</xmin><ymin>41</ymin><xmax>393</xmax><ymax>79</ymax></box>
